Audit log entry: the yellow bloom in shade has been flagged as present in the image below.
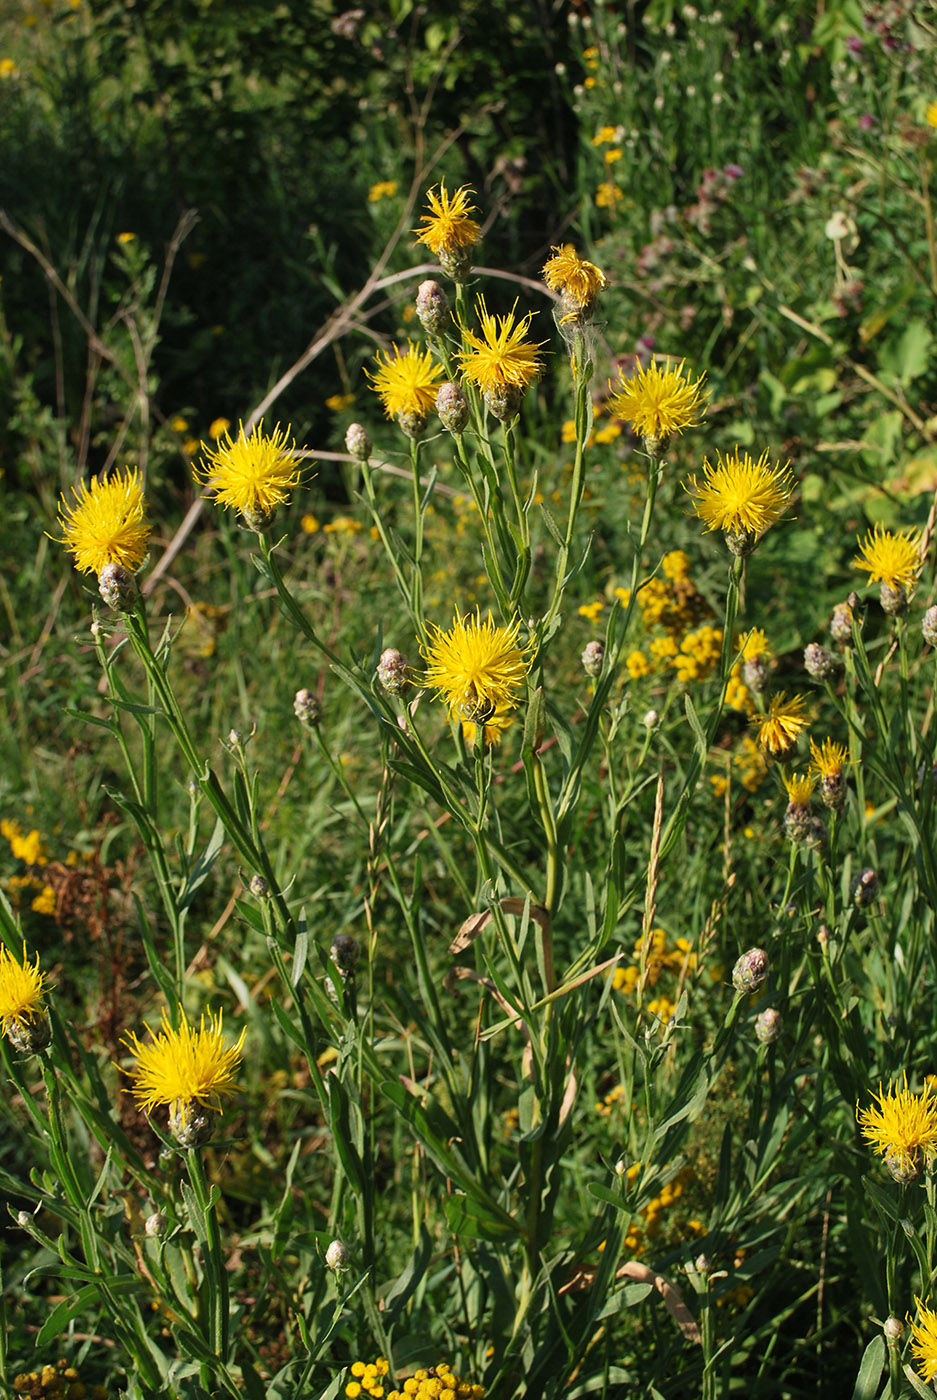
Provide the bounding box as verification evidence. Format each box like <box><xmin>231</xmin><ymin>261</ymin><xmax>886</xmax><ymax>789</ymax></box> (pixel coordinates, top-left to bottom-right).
<box><xmin>0</xmin><ymin>945</ymin><xmax>48</xmax><ymax>1040</ymax></box>
<box><xmin>911</xmin><ymin>1299</ymin><xmax>937</xmax><ymax>1381</ymax></box>
<box><xmin>414</xmin><ymin>183</ymin><xmax>481</xmax><ymax>256</ymax></box>
<box><xmin>197</xmin><ymin>421</ymin><xmax>303</xmax><ymax>523</ymax></box>
<box><xmin>57</xmin><ymin>467</ymin><xmax>150</xmax><ymax>575</ymax></box>
<box><xmin>367</xmin><ymin>343</ymin><xmax>444</xmax><ymax>423</ymax></box>
<box><xmin>595</xmin><ymin>182</ymin><xmax>622</xmax><ymax>208</ymax></box>
<box><xmin>857</xmin><ymin>1075</ymin><xmax>937</xmax><ymax>1181</ymax></box>
<box><xmin>368</xmin><ymin>180</ymin><xmax>398</xmax><ymax>202</ymax></box>
<box><xmin>687</xmin><ymin>448</ymin><xmax>793</xmax><ymax>549</ymax></box>
<box><xmin>782</xmin><ymin>771</ymin><xmax>815</xmax><ymax>805</ymax></box>
<box><xmin>123</xmin><ymin>1005</ymin><xmax>245</xmax><ymax>1128</ymax></box>
<box><xmin>577</xmin><ymin>599</ymin><xmax>604</xmax><ymax>623</ymax></box>
<box><xmin>752</xmin><ymin>692</ymin><xmax>808</xmax><ymax>759</ymax></box>
<box><xmin>853</xmin><ymin>524</ymin><xmax>923</xmax><ymax>592</ymax></box>
<box><xmin>422</xmin><ymin>609</ymin><xmax>531</xmax><ymax>722</ymax></box>
<box><xmin>809</xmin><ymin>737</ymin><xmax>849</xmax><ymax>779</ymax></box>
<box><xmin>542</xmin><ymin>244</ymin><xmax>607</xmax><ymax>313</ymax></box>
<box><xmin>926</xmin><ymin>101</ymin><xmax>937</xmax><ymax>128</ymax></box>
<box><xmin>607</xmin><ymin>359</ymin><xmax>707</xmax><ymax>446</ymax></box>
<box><xmin>458</xmin><ymin>298</ymin><xmax>545</xmax><ymax>397</ymax></box>
<box><xmin>208</xmin><ymin>417</ymin><xmax>230</xmax><ymax>439</ymax></box>
<box><xmin>592</xmin><ymin>125</ymin><xmax>618</xmax><ymax>145</ymax></box>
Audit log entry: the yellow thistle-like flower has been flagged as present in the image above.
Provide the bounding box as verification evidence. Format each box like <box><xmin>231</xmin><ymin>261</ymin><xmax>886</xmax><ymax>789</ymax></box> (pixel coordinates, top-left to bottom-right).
<box><xmin>857</xmin><ymin>1075</ymin><xmax>937</xmax><ymax>1181</ymax></box>
<box><xmin>542</xmin><ymin>243</ymin><xmax>608</xmax><ymax>314</ymax></box>
<box><xmin>853</xmin><ymin>524</ymin><xmax>923</xmax><ymax>592</ymax></box>
<box><xmin>608</xmin><ymin>359</ymin><xmax>707</xmax><ymax>447</ymax></box>
<box><xmin>809</xmin><ymin>737</ymin><xmax>849</xmax><ymax>779</ymax></box>
<box><xmin>122</xmin><ymin>1005</ymin><xmax>245</xmax><ymax>1131</ymax></box>
<box><xmin>687</xmin><ymin>448</ymin><xmax>793</xmax><ymax>553</ymax></box>
<box><xmin>197</xmin><ymin>421</ymin><xmax>302</xmax><ymax>525</ymax></box>
<box><xmin>910</xmin><ymin>1299</ymin><xmax>937</xmax><ymax>1381</ymax></box>
<box><xmin>752</xmin><ymin>692</ymin><xmax>808</xmax><ymax>759</ymax></box>
<box><xmin>421</xmin><ymin>609</ymin><xmax>531</xmax><ymax>723</ymax></box>
<box><xmin>0</xmin><ymin>944</ymin><xmax>48</xmax><ymax>1041</ymax></box>
<box><xmin>740</xmin><ymin>627</ymin><xmax>771</xmax><ymax>661</ymax></box>
<box><xmin>56</xmin><ymin>467</ymin><xmax>150</xmax><ymax>575</ymax></box>
<box><xmin>458</xmin><ymin>298</ymin><xmax>545</xmax><ymax>417</ymax></box>
<box><xmin>367</xmin><ymin>343</ymin><xmax>444</xmax><ymax>426</ymax></box>
<box><xmin>414</xmin><ymin>183</ymin><xmax>481</xmax><ymax>256</ymax></box>
<box><xmin>782</xmin><ymin>771</ymin><xmax>815</xmax><ymax>805</ymax></box>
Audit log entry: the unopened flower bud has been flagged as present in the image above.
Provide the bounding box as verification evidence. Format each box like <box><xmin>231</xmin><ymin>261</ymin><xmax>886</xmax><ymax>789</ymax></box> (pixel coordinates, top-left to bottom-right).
<box><xmin>7</xmin><ymin>1010</ymin><xmax>52</xmax><ymax>1056</ymax></box>
<box><xmin>17</xmin><ymin>1210</ymin><xmax>32</xmax><ymax>1229</ymax></box>
<box><xmin>724</xmin><ymin>528</ymin><xmax>757</xmax><ymax>558</ymax></box>
<box><xmin>755</xmin><ymin>1008</ymin><xmax>782</xmax><ymax>1044</ymax></box>
<box><xmin>249</xmin><ymin>874</ymin><xmax>269</xmax><ymax>899</ymax></box>
<box><xmin>294</xmin><ymin>689</ymin><xmax>321</xmax><ymax>727</ymax></box>
<box><xmin>804</xmin><ymin>643</ymin><xmax>836</xmax><ymax>681</ymax></box>
<box><xmin>732</xmin><ymin>947</ymin><xmax>768</xmax><ymax>994</ymax></box>
<box><xmin>879</xmin><ymin>582</ymin><xmax>907</xmax><ymax>617</ymax></box>
<box><xmin>415</xmin><ymin>279</ymin><xmax>450</xmax><ymax>335</ymax></box>
<box><xmin>883</xmin><ymin>1315</ymin><xmax>904</xmax><ymax>1342</ymax></box>
<box><xmin>923</xmin><ymin>606</ymin><xmax>937</xmax><ymax>648</ymax></box>
<box><xmin>742</xmin><ymin>654</ymin><xmax>767</xmax><ymax>695</ymax></box>
<box><xmin>169</xmin><ymin>1102</ymin><xmax>216</xmax><ymax>1149</ymax></box>
<box><xmin>817</xmin><ymin>924</ymin><xmax>830</xmax><ymax>949</ymax></box>
<box><xmin>329</xmin><ymin>933</ymin><xmax>360</xmax><ymax>979</ymax></box>
<box><xmin>325</xmin><ymin>1239</ymin><xmax>350</xmax><ymax>1271</ymax></box>
<box><xmin>345</xmin><ymin>422</ymin><xmax>371</xmax><ymax>461</ymax></box>
<box><xmin>614</xmin><ymin>1158</ymin><xmax>626</xmax><ymax>1177</ymax></box>
<box><xmin>436</xmin><ymin>381</ymin><xmax>469</xmax><ymax>434</ymax></box>
<box><xmin>98</xmin><ymin>561</ymin><xmax>138</xmax><ymax>612</ymax></box>
<box><xmin>830</xmin><ymin>600</ymin><xmax>855</xmax><ymax>645</ymax></box>
<box><xmin>227</xmin><ymin>728</ymin><xmax>244</xmax><ymax>748</ymax></box>
<box><xmin>851</xmin><ymin>867</ymin><xmax>879</xmax><ymax>908</ymax></box>
<box><xmin>145</xmin><ymin>1211</ymin><xmax>167</xmax><ymax>1238</ymax></box>
<box><xmin>581</xmin><ymin>640</ymin><xmax>604</xmax><ymax>677</ymax></box>
<box><xmin>642</xmin><ymin>709</ymin><xmax>659</xmax><ymax>729</ymax></box>
<box><xmin>377</xmin><ymin>647</ymin><xmax>409</xmax><ymax>695</ymax></box>
<box><xmin>784</xmin><ymin>804</ymin><xmax>815</xmax><ymax>844</ymax></box>
<box><xmin>483</xmin><ymin>385</ymin><xmax>523</xmax><ymax>422</ymax></box>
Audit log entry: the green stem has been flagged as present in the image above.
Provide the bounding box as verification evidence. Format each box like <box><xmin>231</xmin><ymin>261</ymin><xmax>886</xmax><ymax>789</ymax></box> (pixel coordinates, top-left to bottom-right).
<box><xmin>187</xmin><ymin>1147</ymin><xmax>229</xmax><ymax>1359</ymax></box>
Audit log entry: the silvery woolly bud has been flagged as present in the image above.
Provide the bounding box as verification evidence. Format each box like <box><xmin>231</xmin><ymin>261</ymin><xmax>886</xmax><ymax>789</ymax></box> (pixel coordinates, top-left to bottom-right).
<box><xmin>732</xmin><ymin>947</ymin><xmax>768</xmax><ymax>995</ymax></box>
<box><xmin>804</xmin><ymin>642</ymin><xmax>836</xmax><ymax>681</ymax></box>
<box><xmin>883</xmin><ymin>1315</ymin><xmax>904</xmax><ymax>1342</ymax></box>
<box><xmin>169</xmin><ymin>1102</ymin><xmax>216</xmax><ymax>1149</ymax></box>
<box><xmin>436</xmin><ymin>381</ymin><xmax>469</xmax><ymax>434</ymax></box>
<box><xmin>923</xmin><ymin>605</ymin><xmax>937</xmax><ymax>648</ymax></box>
<box><xmin>249</xmin><ymin>874</ymin><xmax>269</xmax><ymax>899</ymax></box>
<box><xmin>830</xmin><ymin>600</ymin><xmax>855</xmax><ymax>645</ymax></box>
<box><xmin>755</xmin><ymin>1008</ymin><xmax>782</xmax><ymax>1045</ymax></box>
<box><xmin>17</xmin><ymin>1210</ymin><xmax>32</xmax><ymax>1230</ymax></box>
<box><xmin>98</xmin><ymin>561</ymin><xmax>138</xmax><ymax>612</ymax></box>
<box><xmin>329</xmin><ymin>933</ymin><xmax>360</xmax><ymax>979</ymax></box>
<box><xmin>581</xmin><ymin>640</ymin><xmax>604</xmax><ymax>678</ymax></box>
<box><xmin>742</xmin><ymin>654</ymin><xmax>767</xmax><ymax>695</ymax></box>
<box><xmin>294</xmin><ymin>689</ymin><xmax>321</xmax><ymax>727</ymax></box>
<box><xmin>145</xmin><ymin>1211</ymin><xmax>167</xmax><ymax>1238</ymax></box>
<box><xmin>851</xmin><ymin>867</ymin><xmax>879</xmax><ymax>908</ymax></box>
<box><xmin>377</xmin><ymin>647</ymin><xmax>409</xmax><ymax>695</ymax></box>
<box><xmin>345</xmin><ymin>422</ymin><xmax>371</xmax><ymax>461</ymax></box>
<box><xmin>642</xmin><ymin>709</ymin><xmax>659</xmax><ymax>729</ymax></box>
<box><xmin>415</xmin><ymin>279</ymin><xmax>450</xmax><ymax>336</ymax></box>
<box><xmin>325</xmin><ymin>1239</ymin><xmax>350</xmax><ymax>1271</ymax></box>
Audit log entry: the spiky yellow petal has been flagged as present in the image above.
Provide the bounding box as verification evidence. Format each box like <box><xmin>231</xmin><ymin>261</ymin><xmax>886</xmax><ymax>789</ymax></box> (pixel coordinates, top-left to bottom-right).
<box><xmin>421</xmin><ymin>609</ymin><xmax>531</xmax><ymax>723</ymax></box>
<box><xmin>853</xmin><ymin>524</ymin><xmax>923</xmax><ymax>591</ymax></box>
<box><xmin>196</xmin><ymin>421</ymin><xmax>303</xmax><ymax>519</ymax></box>
<box><xmin>122</xmin><ymin>1006</ymin><xmax>245</xmax><ymax>1124</ymax></box>
<box><xmin>56</xmin><ymin>467</ymin><xmax>150</xmax><ymax>575</ymax></box>
<box><xmin>608</xmin><ymin>359</ymin><xmax>706</xmax><ymax>443</ymax></box>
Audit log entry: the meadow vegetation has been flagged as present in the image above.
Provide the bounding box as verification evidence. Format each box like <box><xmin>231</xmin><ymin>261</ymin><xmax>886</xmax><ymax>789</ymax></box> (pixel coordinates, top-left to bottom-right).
<box><xmin>2</xmin><ymin>1</ymin><xmax>937</xmax><ymax>1397</ymax></box>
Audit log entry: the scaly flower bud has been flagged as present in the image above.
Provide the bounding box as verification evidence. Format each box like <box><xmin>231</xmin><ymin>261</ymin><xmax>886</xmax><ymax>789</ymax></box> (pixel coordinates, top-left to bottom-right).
<box><xmin>732</xmin><ymin>947</ymin><xmax>768</xmax><ymax>994</ymax></box>
<box><xmin>923</xmin><ymin>605</ymin><xmax>937</xmax><ymax>648</ymax></box>
<box><xmin>98</xmin><ymin>561</ymin><xmax>138</xmax><ymax>612</ymax></box>
<box><xmin>345</xmin><ymin>422</ymin><xmax>371</xmax><ymax>461</ymax></box>
<box><xmin>851</xmin><ymin>867</ymin><xmax>879</xmax><ymax>908</ymax></box>
<box><xmin>581</xmin><ymin>640</ymin><xmax>604</xmax><ymax>678</ymax></box>
<box><xmin>415</xmin><ymin>279</ymin><xmax>450</xmax><ymax>336</ymax></box>
<box><xmin>436</xmin><ymin>381</ymin><xmax>469</xmax><ymax>434</ymax></box>
<box><xmin>376</xmin><ymin>647</ymin><xmax>410</xmax><ymax>695</ymax></box>
<box><xmin>755</xmin><ymin>1008</ymin><xmax>782</xmax><ymax>1044</ymax></box>
<box><xmin>294</xmin><ymin>689</ymin><xmax>321</xmax><ymax>727</ymax></box>
<box><xmin>804</xmin><ymin>642</ymin><xmax>836</xmax><ymax>681</ymax></box>
<box><xmin>325</xmin><ymin>1239</ymin><xmax>350</xmax><ymax>1271</ymax></box>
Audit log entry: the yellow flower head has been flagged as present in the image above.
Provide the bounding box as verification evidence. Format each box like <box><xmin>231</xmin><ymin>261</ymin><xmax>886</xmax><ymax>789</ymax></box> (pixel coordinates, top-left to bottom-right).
<box><xmin>367</xmin><ymin>343</ymin><xmax>444</xmax><ymax>424</ymax></box>
<box><xmin>421</xmin><ymin>609</ymin><xmax>531</xmax><ymax>723</ymax></box>
<box><xmin>368</xmin><ymin>180</ymin><xmax>398</xmax><ymax>203</ymax></box>
<box><xmin>752</xmin><ymin>692</ymin><xmax>808</xmax><ymax>759</ymax></box>
<box><xmin>740</xmin><ymin>627</ymin><xmax>771</xmax><ymax>662</ymax></box>
<box><xmin>687</xmin><ymin>448</ymin><xmax>792</xmax><ymax>549</ymax></box>
<box><xmin>853</xmin><ymin>524</ymin><xmax>923</xmax><ymax>592</ymax></box>
<box><xmin>857</xmin><ymin>1075</ymin><xmax>937</xmax><ymax>1180</ymax></box>
<box><xmin>56</xmin><ymin>467</ymin><xmax>150</xmax><ymax>575</ymax></box>
<box><xmin>414</xmin><ymin>183</ymin><xmax>481</xmax><ymax>256</ymax></box>
<box><xmin>0</xmin><ymin>944</ymin><xmax>48</xmax><ymax>1039</ymax></box>
<box><xmin>458</xmin><ymin>297</ymin><xmax>545</xmax><ymax>397</ymax></box>
<box><xmin>782</xmin><ymin>770</ymin><xmax>815</xmax><ymax>806</ymax></box>
<box><xmin>196</xmin><ymin>421</ymin><xmax>303</xmax><ymax>523</ymax></box>
<box><xmin>542</xmin><ymin>244</ymin><xmax>608</xmax><ymax>314</ymax></box>
<box><xmin>809</xmin><ymin>737</ymin><xmax>849</xmax><ymax>780</ymax></box>
<box><xmin>122</xmin><ymin>1005</ymin><xmax>245</xmax><ymax>1127</ymax></box>
<box><xmin>608</xmin><ymin>359</ymin><xmax>707</xmax><ymax>446</ymax></box>
<box><xmin>910</xmin><ymin>1299</ymin><xmax>937</xmax><ymax>1381</ymax></box>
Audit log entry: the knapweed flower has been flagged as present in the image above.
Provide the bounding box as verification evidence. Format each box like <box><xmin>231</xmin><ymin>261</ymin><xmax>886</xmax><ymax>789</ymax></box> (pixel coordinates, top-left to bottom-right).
<box><xmin>458</xmin><ymin>297</ymin><xmax>545</xmax><ymax>420</ymax></box>
<box><xmin>910</xmin><ymin>1299</ymin><xmax>937</xmax><ymax>1381</ymax></box>
<box><xmin>858</xmin><ymin>1075</ymin><xmax>937</xmax><ymax>1183</ymax></box>
<box><xmin>608</xmin><ymin>359</ymin><xmax>706</xmax><ymax>450</ymax></box>
<box><xmin>740</xmin><ymin>627</ymin><xmax>771</xmax><ymax>694</ymax></box>
<box><xmin>687</xmin><ymin>448</ymin><xmax>793</xmax><ymax>555</ymax></box>
<box><xmin>414</xmin><ymin>183</ymin><xmax>481</xmax><ymax>279</ymax></box>
<box><xmin>810</xmin><ymin>737</ymin><xmax>850</xmax><ymax>810</ymax></box>
<box><xmin>752</xmin><ymin>692</ymin><xmax>808</xmax><ymax>761</ymax></box>
<box><xmin>421</xmin><ymin>609</ymin><xmax>531</xmax><ymax>723</ymax></box>
<box><xmin>367</xmin><ymin>343</ymin><xmax>444</xmax><ymax>436</ymax></box>
<box><xmin>0</xmin><ymin>944</ymin><xmax>50</xmax><ymax>1053</ymax></box>
<box><xmin>782</xmin><ymin>771</ymin><xmax>815</xmax><ymax>806</ymax></box>
<box><xmin>57</xmin><ymin>467</ymin><xmax>150</xmax><ymax>575</ymax></box>
<box><xmin>122</xmin><ymin>1006</ymin><xmax>245</xmax><ymax>1147</ymax></box>
<box><xmin>542</xmin><ymin>244</ymin><xmax>607</xmax><ymax>322</ymax></box>
<box><xmin>197</xmin><ymin>421</ymin><xmax>302</xmax><ymax>528</ymax></box>
<box><xmin>853</xmin><ymin>524</ymin><xmax>923</xmax><ymax>610</ymax></box>
<box><xmin>782</xmin><ymin>771</ymin><xmax>817</xmax><ymax>843</ymax></box>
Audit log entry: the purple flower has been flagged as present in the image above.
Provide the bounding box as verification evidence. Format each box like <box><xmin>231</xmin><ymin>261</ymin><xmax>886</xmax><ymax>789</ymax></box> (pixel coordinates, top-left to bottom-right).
<box><xmin>846</xmin><ymin>34</ymin><xmax>864</xmax><ymax>53</ymax></box>
<box><xmin>724</xmin><ymin>163</ymin><xmax>744</xmax><ymax>180</ymax></box>
<box><xmin>858</xmin><ymin>113</ymin><xmax>875</xmax><ymax>130</ymax></box>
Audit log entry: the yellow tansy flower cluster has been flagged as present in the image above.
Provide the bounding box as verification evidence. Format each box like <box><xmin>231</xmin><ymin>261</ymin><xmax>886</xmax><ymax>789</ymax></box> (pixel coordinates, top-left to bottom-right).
<box><xmin>616</xmin><ymin>1163</ymin><xmax>703</xmax><ymax>1255</ymax></box>
<box><xmin>13</xmin><ymin>1358</ymin><xmax>107</xmax><ymax>1399</ymax></box>
<box><xmin>346</xmin><ymin>1357</ymin><xmax>390</xmax><ymax>1399</ymax></box>
<box><xmin>710</xmin><ymin>735</ymin><xmax>769</xmax><ymax>797</ymax></box>
<box><xmin>611</xmin><ymin>927</ymin><xmax>715</xmax><ymax>1023</ymax></box>
<box><xmin>386</xmin><ymin>1362</ymin><xmax>483</xmax><ymax>1400</ymax></box>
